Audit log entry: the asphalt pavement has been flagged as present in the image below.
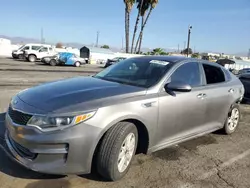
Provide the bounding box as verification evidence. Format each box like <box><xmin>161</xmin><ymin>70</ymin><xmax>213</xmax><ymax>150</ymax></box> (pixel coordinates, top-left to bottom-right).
<box><xmin>0</xmin><ymin>58</ymin><xmax>249</xmax><ymax>188</ymax></box>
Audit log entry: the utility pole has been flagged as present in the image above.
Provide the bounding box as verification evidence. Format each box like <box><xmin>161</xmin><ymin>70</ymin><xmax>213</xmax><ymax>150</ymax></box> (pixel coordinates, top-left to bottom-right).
<box><xmin>122</xmin><ymin>36</ymin><xmax>124</xmax><ymax>52</ymax></box>
<box><xmin>95</xmin><ymin>31</ymin><xmax>99</xmax><ymax>47</ymax></box>
<box><xmin>186</xmin><ymin>25</ymin><xmax>192</xmax><ymax>57</ymax></box>
<box><xmin>41</xmin><ymin>27</ymin><xmax>44</xmax><ymax>44</ymax></box>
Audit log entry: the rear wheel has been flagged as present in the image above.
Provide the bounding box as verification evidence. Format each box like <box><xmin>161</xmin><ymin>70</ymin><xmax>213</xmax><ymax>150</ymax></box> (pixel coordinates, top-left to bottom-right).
<box><xmin>28</xmin><ymin>54</ymin><xmax>37</xmax><ymax>62</ymax></box>
<box><xmin>97</xmin><ymin>122</ymin><xmax>138</xmax><ymax>181</ymax></box>
<box><xmin>223</xmin><ymin>104</ymin><xmax>240</xmax><ymax>134</ymax></box>
<box><xmin>74</xmin><ymin>61</ymin><xmax>81</xmax><ymax>67</ymax></box>
<box><xmin>50</xmin><ymin>59</ymin><xmax>57</xmax><ymax>66</ymax></box>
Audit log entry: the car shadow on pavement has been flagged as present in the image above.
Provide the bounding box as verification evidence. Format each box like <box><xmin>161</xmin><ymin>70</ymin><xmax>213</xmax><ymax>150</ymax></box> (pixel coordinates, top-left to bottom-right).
<box><xmin>0</xmin><ymin>113</ymin><xmax>65</xmax><ymax>180</ymax></box>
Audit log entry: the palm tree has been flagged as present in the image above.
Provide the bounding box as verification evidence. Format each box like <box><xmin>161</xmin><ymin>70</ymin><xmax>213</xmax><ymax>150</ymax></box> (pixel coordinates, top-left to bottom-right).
<box><xmin>151</xmin><ymin>48</ymin><xmax>168</xmax><ymax>55</ymax></box>
<box><xmin>124</xmin><ymin>0</ymin><xmax>135</xmax><ymax>53</ymax></box>
<box><xmin>131</xmin><ymin>0</ymin><xmax>144</xmax><ymax>53</ymax></box>
<box><xmin>135</xmin><ymin>0</ymin><xmax>158</xmax><ymax>53</ymax></box>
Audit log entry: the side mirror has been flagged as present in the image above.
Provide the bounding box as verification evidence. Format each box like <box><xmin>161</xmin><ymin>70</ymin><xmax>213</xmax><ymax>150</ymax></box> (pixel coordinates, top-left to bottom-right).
<box><xmin>164</xmin><ymin>81</ymin><xmax>192</xmax><ymax>92</ymax></box>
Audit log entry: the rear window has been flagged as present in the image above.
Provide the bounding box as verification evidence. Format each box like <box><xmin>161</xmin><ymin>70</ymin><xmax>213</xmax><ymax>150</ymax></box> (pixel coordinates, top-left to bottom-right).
<box><xmin>202</xmin><ymin>64</ymin><xmax>225</xmax><ymax>84</ymax></box>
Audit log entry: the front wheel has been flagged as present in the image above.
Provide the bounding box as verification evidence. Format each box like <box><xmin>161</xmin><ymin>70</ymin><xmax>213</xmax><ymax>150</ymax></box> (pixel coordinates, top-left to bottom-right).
<box><xmin>97</xmin><ymin>122</ymin><xmax>138</xmax><ymax>181</ymax></box>
<box><xmin>223</xmin><ymin>104</ymin><xmax>240</xmax><ymax>134</ymax></box>
<box><xmin>74</xmin><ymin>61</ymin><xmax>81</xmax><ymax>67</ymax></box>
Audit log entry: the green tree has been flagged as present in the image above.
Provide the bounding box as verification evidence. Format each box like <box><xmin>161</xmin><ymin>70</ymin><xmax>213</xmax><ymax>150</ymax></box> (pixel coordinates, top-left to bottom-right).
<box><xmin>151</xmin><ymin>48</ymin><xmax>168</xmax><ymax>55</ymax></box>
<box><xmin>101</xmin><ymin>45</ymin><xmax>110</xmax><ymax>49</ymax></box>
<box><xmin>191</xmin><ymin>53</ymin><xmax>200</xmax><ymax>58</ymax></box>
<box><xmin>135</xmin><ymin>0</ymin><xmax>158</xmax><ymax>53</ymax></box>
<box><xmin>124</xmin><ymin>0</ymin><xmax>136</xmax><ymax>53</ymax></box>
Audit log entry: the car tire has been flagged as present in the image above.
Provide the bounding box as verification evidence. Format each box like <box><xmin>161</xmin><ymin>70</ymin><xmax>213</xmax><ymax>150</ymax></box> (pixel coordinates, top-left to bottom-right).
<box><xmin>28</xmin><ymin>55</ymin><xmax>37</xmax><ymax>62</ymax></box>
<box><xmin>50</xmin><ymin>59</ymin><xmax>57</xmax><ymax>66</ymax></box>
<box><xmin>223</xmin><ymin>104</ymin><xmax>240</xmax><ymax>135</ymax></box>
<box><xmin>74</xmin><ymin>61</ymin><xmax>81</xmax><ymax>67</ymax></box>
<box><xmin>18</xmin><ymin>54</ymin><xmax>23</xmax><ymax>59</ymax></box>
<box><xmin>97</xmin><ymin>122</ymin><xmax>138</xmax><ymax>181</ymax></box>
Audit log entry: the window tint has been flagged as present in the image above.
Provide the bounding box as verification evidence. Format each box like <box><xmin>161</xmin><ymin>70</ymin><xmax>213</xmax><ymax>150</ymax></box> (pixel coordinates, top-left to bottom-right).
<box><xmin>171</xmin><ymin>62</ymin><xmax>201</xmax><ymax>87</ymax></box>
<box><xmin>202</xmin><ymin>64</ymin><xmax>225</xmax><ymax>84</ymax></box>
<box><xmin>31</xmin><ymin>46</ymin><xmax>41</xmax><ymax>50</ymax></box>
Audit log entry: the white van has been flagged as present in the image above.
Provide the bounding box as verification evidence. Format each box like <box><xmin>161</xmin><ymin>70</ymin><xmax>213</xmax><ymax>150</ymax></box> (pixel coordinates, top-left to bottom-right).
<box><xmin>12</xmin><ymin>43</ymin><xmax>46</xmax><ymax>59</ymax></box>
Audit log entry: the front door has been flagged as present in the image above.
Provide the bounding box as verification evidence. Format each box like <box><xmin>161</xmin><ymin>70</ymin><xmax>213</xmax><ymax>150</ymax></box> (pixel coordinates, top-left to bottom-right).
<box><xmin>156</xmin><ymin>62</ymin><xmax>207</xmax><ymax>147</ymax></box>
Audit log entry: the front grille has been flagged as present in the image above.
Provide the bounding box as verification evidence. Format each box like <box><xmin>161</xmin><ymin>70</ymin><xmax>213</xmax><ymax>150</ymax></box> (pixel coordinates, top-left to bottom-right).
<box><xmin>8</xmin><ymin>107</ymin><xmax>32</xmax><ymax>125</ymax></box>
<box><xmin>8</xmin><ymin>133</ymin><xmax>37</xmax><ymax>160</ymax></box>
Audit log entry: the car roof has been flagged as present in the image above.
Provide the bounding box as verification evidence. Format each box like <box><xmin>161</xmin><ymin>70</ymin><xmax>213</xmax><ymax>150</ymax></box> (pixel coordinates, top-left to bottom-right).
<box><xmin>131</xmin><ymin>55</ymin><xmax>216</xmax><ymax>65</ymax></box>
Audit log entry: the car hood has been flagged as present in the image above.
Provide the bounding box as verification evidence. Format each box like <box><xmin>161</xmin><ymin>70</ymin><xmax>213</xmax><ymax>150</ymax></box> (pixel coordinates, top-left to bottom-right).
<box><xmin>17</xmin><ymin>77</ymin><xmax>146</xmax><ymax>114</ymax></box>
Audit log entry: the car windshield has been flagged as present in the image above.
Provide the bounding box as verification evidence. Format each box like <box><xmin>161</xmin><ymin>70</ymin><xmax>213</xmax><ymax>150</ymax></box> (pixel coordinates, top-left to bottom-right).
<box><xmin>94</xmin><ymin>58</ymin><xmax>174</xmax><ymax>88</ymax></box>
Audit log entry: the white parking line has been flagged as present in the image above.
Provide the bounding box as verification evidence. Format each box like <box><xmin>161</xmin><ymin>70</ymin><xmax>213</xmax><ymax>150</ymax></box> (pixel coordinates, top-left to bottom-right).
<box><xmin>198</xmin><ymin>149</ymin><xmax>250</xmax><ymax>180</ymax></box>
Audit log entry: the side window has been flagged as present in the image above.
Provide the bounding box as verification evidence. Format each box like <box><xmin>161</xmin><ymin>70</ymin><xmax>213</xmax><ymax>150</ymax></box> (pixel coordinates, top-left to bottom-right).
<box><xmin>171</xmin><ymin>62</ymin><xmax>202</xmax><ymax>87</ymax></box>
<box><xmin>23</xmin><ymin>46</ymin><xmax>30</xmax><ymax>50</ymax></box>
<box><xmin>202</xmin><ymin>64</ymin><xmax>225</xmax><ymax>84</ymax></box>
<box><xmin>31</xmin><ymin>46</ymin><xmax>41</xmax><ymax>50</ymax></box>
<box><xmin>49</xmin><ymin>47</ymin><xmax>53</xmax><ymax>51</ymax></box>
<box><xmin>39</xmin><ymin>47</ymin><xmax>48</xmax><ymax>52</ymax></box>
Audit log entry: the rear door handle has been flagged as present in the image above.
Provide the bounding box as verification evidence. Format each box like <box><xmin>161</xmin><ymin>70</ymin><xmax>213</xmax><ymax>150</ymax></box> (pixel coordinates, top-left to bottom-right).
<box><xmin>228</xmin><ymin>88</ymin><xmax>234</xmax><ymax>93</ymax></box>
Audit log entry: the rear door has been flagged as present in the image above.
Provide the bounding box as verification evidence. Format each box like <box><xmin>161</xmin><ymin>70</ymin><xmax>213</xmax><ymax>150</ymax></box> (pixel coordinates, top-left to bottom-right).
<box><xmin>200</xmin><ymin>63</ymin><xmax>232</xmax><ymax>128</ymax></box>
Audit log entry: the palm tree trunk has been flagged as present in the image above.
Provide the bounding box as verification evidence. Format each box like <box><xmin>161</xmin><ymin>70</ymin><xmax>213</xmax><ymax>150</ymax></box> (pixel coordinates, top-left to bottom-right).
<box><xmin>137</xmin><ymin>16</ymin><xmax>144</xmax><ymax>53</ymax></box>
<box><xmin>125</xmin><ymin>7</ymin><xmax>130</xmax><ymax>53</ymax></box>
<box><xmin>131</xmin><ymin>12</ymin><xmax>141</xmax><ymax>53</ymax></box>
<box><xmin>134</xmin><ymin>7</ymin><xmax>153</xmax><ymax>53</ymax></box>
<box><xmin>131</xmin><ymin>0</ymin><xmax>144</xmax><ymax>54</ymax></box>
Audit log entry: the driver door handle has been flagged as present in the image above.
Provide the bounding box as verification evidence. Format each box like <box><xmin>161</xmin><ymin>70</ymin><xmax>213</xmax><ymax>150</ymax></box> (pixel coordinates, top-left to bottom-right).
<box><xmin>197</xmin><ymin>93</ymin><xmax>206</xmax><ymax>99</ymax></box>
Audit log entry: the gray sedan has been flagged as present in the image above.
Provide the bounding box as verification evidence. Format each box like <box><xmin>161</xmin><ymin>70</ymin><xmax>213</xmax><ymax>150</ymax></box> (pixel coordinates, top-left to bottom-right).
<box><xmin>4</xmin><ymin>56</ymin><xmax>244</xmax><ymax>181</ymax></box>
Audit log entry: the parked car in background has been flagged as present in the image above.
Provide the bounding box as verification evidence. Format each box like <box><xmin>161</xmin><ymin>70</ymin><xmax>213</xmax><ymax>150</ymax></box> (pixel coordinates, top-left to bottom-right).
<box><xmin>4</xmin><ymin>56</ymin><xmax>244</xmax><ymax>181</ymax></box>
<box><xmin>238</xmin><ymin>68</ymin><xmax>250</xmax><ymax>75</ymax></box>
<box><xmin>12</xmin><ymin>44</ymin><xmax>43</xmax><ymax>59</ymax></box>
<box><xmin>104</xmin><ymin>57</ymin><xmax>127</xmax><ymax>68</ymax></box>
<box><xmin>41</xmin><ymin>54</ymin><xmax>60</xmax><ymax>66</ymax></box>
<box><xmin>238</xmin><ymin>73</ymin><xmax>250</xmax><ymax>102</ymax></box>
<box><xmin>24</xmin><ymin>45</ymin><xmax>55</xmax><ymax>62</ymax></box>
<box><xmin>58</xmin><ymin>52</ymin><xmax>86</xmax><ymax>67</ymax></box>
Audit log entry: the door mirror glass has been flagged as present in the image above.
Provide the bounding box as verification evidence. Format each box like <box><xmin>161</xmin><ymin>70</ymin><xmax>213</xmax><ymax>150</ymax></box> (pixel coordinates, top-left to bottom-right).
<box><xmin>164</xmin><ymin>81</ymin><xmax>192</xmax><ymax>92</ymax></box>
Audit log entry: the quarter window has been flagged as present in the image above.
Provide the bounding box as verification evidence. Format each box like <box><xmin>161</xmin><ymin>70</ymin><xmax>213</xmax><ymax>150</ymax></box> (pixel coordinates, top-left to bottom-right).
<box><xmin>202</xmin><ymin>64</ymin><xmax>225</xmax><ymax>84</ymax></box>
<box><xmin>170</xmin><ymin>62</ymin><xmax>202</xmax><ymax>87</ymax></box>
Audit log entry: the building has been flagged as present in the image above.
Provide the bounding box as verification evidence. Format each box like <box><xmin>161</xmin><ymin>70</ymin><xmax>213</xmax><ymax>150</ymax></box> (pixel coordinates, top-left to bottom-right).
<box><xmin>80</xmin><ymin>46</ymin><xmax>115</xmax><ymax>64</ymax></box>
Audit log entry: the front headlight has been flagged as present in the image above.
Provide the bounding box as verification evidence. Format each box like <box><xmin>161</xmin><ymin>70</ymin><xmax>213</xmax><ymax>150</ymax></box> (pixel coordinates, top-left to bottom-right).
<box><xmin>27</xmin><ymin>111</ymin><xmax>96</xmax><ymax>132</ymax></box>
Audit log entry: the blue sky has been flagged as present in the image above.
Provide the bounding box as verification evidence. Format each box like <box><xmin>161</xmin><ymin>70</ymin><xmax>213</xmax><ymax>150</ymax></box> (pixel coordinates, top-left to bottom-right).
<box><xmin>0</xmin><ymin>0</ymin><xmax>249</xmax><ymax>54</ymax></box>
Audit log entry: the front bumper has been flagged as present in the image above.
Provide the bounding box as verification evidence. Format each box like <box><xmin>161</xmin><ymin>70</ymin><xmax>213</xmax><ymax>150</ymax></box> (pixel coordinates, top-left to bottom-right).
<box><xmin>4</xmin><ymin>109</ymin><xmax>102</xmax><ymax>175</ymax></box>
